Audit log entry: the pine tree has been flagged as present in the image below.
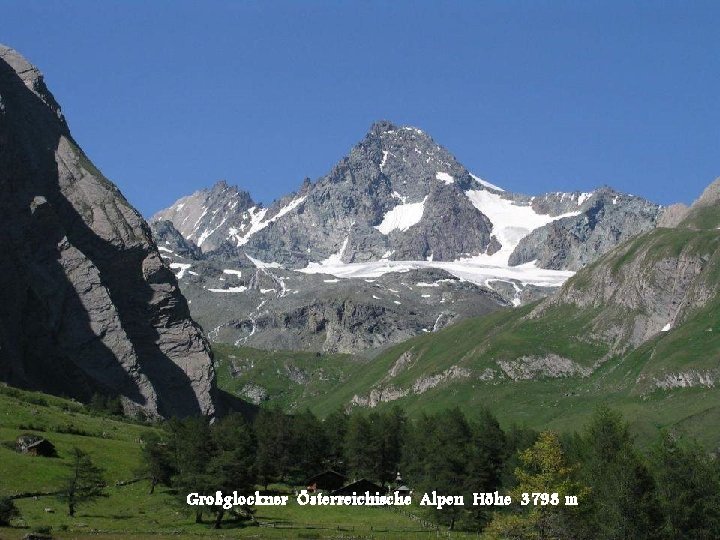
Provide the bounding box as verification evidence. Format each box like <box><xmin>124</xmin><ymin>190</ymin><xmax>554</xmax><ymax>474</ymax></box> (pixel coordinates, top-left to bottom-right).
<box><xmin>254</xmin><ymin>409</ymin><xmax>293</xmax><ymax>488</ymax></box>
<box><xmin>167</xmin><ymin>417</ymin><xmax>215</xmax><ymax>523</ymax></box>
<box><xmin>138</xmin><ymin>432</ymin><xmax>175</xmax><ymax>494</ymax></box>
<box><xmin>345</xmin><ymin>413</ymin><xmax>375</xmax><ymax>480</ymax></box>
<box><xmin>206</xmin><ymin>413</ymin><xmax>257</xmax><ymax>529</ymax></box>
<box><xmin>486</xmin><ymin>431</ymin><xmax>589</xmax><ymax>540</ymax></box>
<box><xmin>581</xmin><ymin>407</ymin><xmax>663</xmax><ymax>540</ymax></box>
<box><xmin>322</xmin><ymin>409</ymin><xmax>348</xmax><ymax>473</ymax></box>
<box><xmin>652</xmin><ymin>432</ymin><xmax>720</xmax><ymax>539</ymax></box>
<box><xmin>58</xmin><ymin>448</ymin><xmax>105</xmax><ymax>517</ymax></box>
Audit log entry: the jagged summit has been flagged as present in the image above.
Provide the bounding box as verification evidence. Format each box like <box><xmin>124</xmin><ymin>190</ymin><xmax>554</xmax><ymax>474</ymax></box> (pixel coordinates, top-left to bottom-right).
<box><xmin>369</xmin><ymin>119</ymin><xmax>399</xmax><ymax>135</ymax></box>
<box><xmin>156</xmin><ymin>122</ymin><xmax>661</xmax><ymax>273</ymax></box>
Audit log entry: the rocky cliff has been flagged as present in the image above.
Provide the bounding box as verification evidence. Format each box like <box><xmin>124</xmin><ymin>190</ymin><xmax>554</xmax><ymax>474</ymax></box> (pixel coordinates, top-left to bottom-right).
<box><xmin>0</xmin><ymin>45</ymin><xmax>217</xmax><ymax>417</ymax></box>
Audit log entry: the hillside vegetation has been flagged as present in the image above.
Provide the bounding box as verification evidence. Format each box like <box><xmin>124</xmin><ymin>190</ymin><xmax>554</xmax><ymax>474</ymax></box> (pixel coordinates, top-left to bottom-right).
<box><xmin>214</xmin><ymin>192</ymin><xmax>720</xmax><ymax>449</ymax></box>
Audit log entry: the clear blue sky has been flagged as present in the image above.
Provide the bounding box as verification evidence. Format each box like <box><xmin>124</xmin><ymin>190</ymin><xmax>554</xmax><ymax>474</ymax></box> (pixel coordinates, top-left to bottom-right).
<box><xmin>4</xmin><ymin>1</ymin><xmax>719</xmax><ymax>215</ymax></box>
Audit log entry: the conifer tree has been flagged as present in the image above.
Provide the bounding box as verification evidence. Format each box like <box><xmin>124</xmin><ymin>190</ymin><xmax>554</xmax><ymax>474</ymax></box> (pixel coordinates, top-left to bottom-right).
<box><xmin>486</xmin><ymin>431</ymin><xmax>588</xmax><ymax>540</ymax></box>
<box><xmin>58</xmin><ymin>448</ymin><xmax>105</xmax><ymax>517</ymax></box>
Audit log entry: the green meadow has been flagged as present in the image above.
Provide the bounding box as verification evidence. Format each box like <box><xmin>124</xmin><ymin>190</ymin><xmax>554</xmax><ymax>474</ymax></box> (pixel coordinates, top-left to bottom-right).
<box><xmin>0</xmin><ymin>386</ymin><xmax>475</xmax><ymax>539</ymax></box>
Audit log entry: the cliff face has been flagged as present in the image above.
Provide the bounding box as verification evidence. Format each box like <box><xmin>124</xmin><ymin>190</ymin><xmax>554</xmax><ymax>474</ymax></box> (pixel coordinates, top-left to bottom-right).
<box><xmin>0</xmin><ymin>45</ymin><xmax>217</xmax><ymax>417</ymax></box>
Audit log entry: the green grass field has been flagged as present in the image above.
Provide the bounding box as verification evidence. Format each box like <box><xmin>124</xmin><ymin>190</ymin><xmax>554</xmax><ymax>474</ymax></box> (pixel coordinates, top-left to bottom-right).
<box><xmin>0</xmin><ymin>386</ymin><xmax>478</xmax><ymax>539</ymax></box>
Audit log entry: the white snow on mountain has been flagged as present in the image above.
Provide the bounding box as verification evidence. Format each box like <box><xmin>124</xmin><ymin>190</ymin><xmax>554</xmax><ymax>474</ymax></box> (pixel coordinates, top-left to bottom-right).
<box><xmin>169</xmin><ymin>262</ymin><xmax>192</xmax><ymax>279</ymax></box>
<box><xmin>470</xmin><ymin>173</ymin><xmax>505</xmax><ymax>192</ymax></box>
<box><xmin>375</xmin><ymin>197</ymin><xmax>427</xmax><ymax>235</ymax></box>
<box><xmin>298</xmin><ymin>257</ymin><xmax>573</xmax><ymax>289</ymax></box>
<box><xmin>577</xmin><ymin>192</ymin><xmax>593</xmax><ymax>206</ymax></box>
<box><xmin>229</xmin><ymin>206</ymin><xmax>268</xmax><ymax>246</ymax></box>
<box><xmin>229</xmin><ymin>195</ymin><xmax>307</xmax><ymax>247</ymax></box>
<box><xmin>246</xmin><ymin>254</ymin><xmax>283</xmax><ymax>269</ymax></box>
<box><xmin>465</xmin><ymin>189</ymin><xmax>581</xmax><ymax>264</ymax></box>
<box><xmin>435</xmin><ymin>171</ymin><xmax>454</xmax><ymax>184</ymax></box>
<box><xmin>300</xmin><ymin>188</ymin><xmax>582</xmax><ymax>289</ymax></box>
<box><xmin>380</xmin><ymin>150</ymin><xmax>390</xmax><ymax>171</ymax></box>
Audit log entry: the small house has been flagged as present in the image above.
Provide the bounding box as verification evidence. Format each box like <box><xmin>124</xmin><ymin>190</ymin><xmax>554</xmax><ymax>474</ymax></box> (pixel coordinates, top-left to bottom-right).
<box><xmin>392</xmin><ymin>471</ymin><xmax>411</xmax><ymax>496</ymax></box>
<box><xmin>16</xmin><ymin>434</ymin><xmax>56</xmax><ymax>457</ymax></box>
<box><xmin>304</xmin><ymin>470</ymin><xmax>346</xmax><ymax>492</ymax></box>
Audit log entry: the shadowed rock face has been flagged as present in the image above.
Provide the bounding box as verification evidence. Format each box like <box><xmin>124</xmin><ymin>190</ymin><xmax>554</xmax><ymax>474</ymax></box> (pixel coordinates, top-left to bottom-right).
<box><xmin>0</xmin><ymin>45</ymin><xmax>217</xmax><ymax>418</ymax></box>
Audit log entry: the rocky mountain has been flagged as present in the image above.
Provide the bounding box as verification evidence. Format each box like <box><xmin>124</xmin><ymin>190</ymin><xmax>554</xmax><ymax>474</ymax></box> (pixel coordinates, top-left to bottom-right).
<box><xmin>0</xmin><ymin>45</ymin><xmax>217</xmax><ymax>418</ymax></box>
<box><xmin>540</xmin><ymin>176</ymin><xmax>720</xmax><ymax>350</ymax></box>
<box><xmin>149</xmin><ymin>227</ymin><xmax>522</xmax><ymax>354</ymax></box>
<box><xmin>155</xmin><ymin>121</ymin><xmax>662</xmax><ymax>273</ymax></box>
<box><xmin>153</xmin><ymin>121</ymin><xmax>663</xmax><ymax>353</ymax></box>
<box><xmin>213</xmin><ymin>177</ymin><xmax>720</xmax><ymax>446</ymax></box>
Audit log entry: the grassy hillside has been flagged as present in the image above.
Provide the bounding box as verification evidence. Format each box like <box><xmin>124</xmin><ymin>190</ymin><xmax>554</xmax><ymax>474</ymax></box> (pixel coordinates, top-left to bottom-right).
<box><xmin>215</xmin><ymin>304</ymin><xmax>720</xmax><ymax>449</ymax></box>
<box><xmin>214</xmin><ymin>220</ymin><xmax>720</xmax><ymax>449</ymax></box>
<box><xmin>0</xmin><ymin>386</ymin><xmax>471</xmax><ymax>539</ymax></box>
<box><xmin>213</xmin><ymin>343</ymin><xmax>366</xmax><ymax>411</ymax></box>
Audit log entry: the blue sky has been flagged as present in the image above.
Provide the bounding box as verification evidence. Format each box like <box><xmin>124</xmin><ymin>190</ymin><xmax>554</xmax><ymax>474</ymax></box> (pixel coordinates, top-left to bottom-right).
<box><xmin>4</xmin><ymin>1</ymin><xmax>719</xmax><ymax>215</ymax></box>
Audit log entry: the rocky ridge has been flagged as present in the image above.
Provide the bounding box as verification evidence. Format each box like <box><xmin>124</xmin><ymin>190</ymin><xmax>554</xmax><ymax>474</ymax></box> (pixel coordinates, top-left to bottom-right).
<box><xmin>0</xmin><ymin>45</ymin><xmax>217</xmax><ymax>417</ymax></box>
<box><xmin>154</xmin><ymin>121</ymin><xmax>662</xmax><ymax>273</ymax></box>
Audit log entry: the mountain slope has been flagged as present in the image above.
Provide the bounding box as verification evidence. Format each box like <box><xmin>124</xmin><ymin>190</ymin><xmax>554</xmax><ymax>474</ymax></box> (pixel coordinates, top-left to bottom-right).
<box><xmin>214</xmin><ymin>177</ymin><xmax>720</xmax><ymax>446</ymax></box>
<box><xmin>0</xmin><ymin>45</ymin><xmax>216</xmax><ymax>417</ymax></box>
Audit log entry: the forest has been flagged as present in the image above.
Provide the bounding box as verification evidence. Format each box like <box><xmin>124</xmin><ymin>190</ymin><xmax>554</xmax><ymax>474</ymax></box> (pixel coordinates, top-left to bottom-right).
<box><xmin>35</xmin><ymin>404</ymin><xmax>714</xmax><ymax>539</ymax></box>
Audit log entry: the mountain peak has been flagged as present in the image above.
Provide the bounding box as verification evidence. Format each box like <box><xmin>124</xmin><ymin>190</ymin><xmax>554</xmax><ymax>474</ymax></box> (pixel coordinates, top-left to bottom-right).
<box><xmin>692</xmin><ymin>176</ymin><xmax>720</xmax><ymax>208</ymax></box>
<box><xmin>210</xmin><ymin>179</ymin><xmax>231</xmax><ymax>191</ymax></box>
<box><xmin>0</xmin><ymin>44</ymin><xmax>65</xmax><ymax>124</ymax></box>
<box><xmin>369</xmin><ymin>120</ymin><xmax>398</xmax><ymax>135</ymax></box>
<box><xmin>0</xmin><ymin>44</ymin><xmax>39</xmax><ymax>81</ymax></box>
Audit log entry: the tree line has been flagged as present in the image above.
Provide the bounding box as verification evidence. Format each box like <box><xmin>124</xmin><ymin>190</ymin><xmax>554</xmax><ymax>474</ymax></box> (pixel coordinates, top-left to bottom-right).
<box><xmin>3</xmin><ymin>404</ymin><xmax>717</xmax><ymax>538</ymax></box>
<box><xmin>134</xmin><ymin>405</ymin><xmax>720</xmax><ymax>537</ymax></box>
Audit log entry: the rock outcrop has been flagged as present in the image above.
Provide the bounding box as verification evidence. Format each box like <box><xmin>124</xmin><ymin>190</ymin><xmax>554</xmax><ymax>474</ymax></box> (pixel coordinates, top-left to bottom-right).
<box><xmin>508</xmin><ymin>188</ymin><xmax>661</xmax><ymax>270</ymax></box>
<box><xmin>0</xmin><ymin>45</ymin><xmax>217</xmax><ymax>417</ymax></box>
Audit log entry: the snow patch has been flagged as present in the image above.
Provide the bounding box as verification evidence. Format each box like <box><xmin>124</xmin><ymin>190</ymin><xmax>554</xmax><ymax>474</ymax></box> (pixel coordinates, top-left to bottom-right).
<box><xmin>661</xmin><ymin>322</ymin><xmax>672</xmax><ymax>332</ymax></box>
<box><xmin>246</xmin><ymin>254</ymin><xmax>283</xmax><ymax>269</ymax></box>
<box><xmin>375</xmin><ymin>197</ymin><xmax>427</xmax><ymax>235</ymax></box>
<box><xmin>577</xmin><ymin>192</ymin><xmax>593</xmax><ymax>206</ymax></box>
<box><xmin>435</xmin><ymin>171</ymin><xmax>454</xmax><ymax>184</ymax></box>
<box><xmin>298</xmin><ymin>258</ymin><xmax>573</xmax><ymax>291</ymax></box>
<box><xmin>465</xmin><ymin>189</ymin><xmax>581</xmax><ymax>265</ymax></box>
<box><xmin>169</xmin><ymin>262</ymin><xmax>191</xmax><ymax>279</ymax></box>
<box><xmin>470</xmin><ymin>173</ymin><xmax>505</xmax><ymax>192</ymax></box>
<box><xmin>230</xmin><ymin>195</ymin><xmax>306</xmax><ymax>247</ymax></box>
<box><xmin>222</xmin><ymin>269</ymin><xmax>242</xmax><ymax>277</ymax></box>
<box><xmin>380</xmin><ymin>151</ymin><xmax>389</xmax><ymax>171</ymax></box>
